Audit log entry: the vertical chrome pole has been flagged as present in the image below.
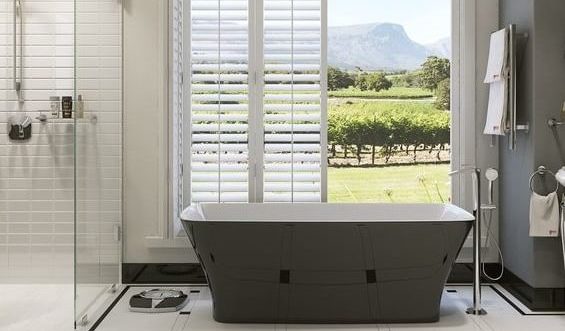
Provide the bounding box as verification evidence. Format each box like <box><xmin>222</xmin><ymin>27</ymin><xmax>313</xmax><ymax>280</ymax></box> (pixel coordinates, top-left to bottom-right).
<box><xmin>13</xmin><ymin>0</ymin><xmax>17</xmax><ymax>91</ymax></box>
<box><xmin>508</xmin><ymin>24</ymin><xmax>516</xmax><ymax>150</ymax></box>
<box><xmin>466</xmin><ymin>168</ymin><xmax>487</xmax><ymax>315</ymax></box>
<box><xmin>13</xmin><ymin>0</ymin><xmax>23</xmax><ymax>101</ymax></box>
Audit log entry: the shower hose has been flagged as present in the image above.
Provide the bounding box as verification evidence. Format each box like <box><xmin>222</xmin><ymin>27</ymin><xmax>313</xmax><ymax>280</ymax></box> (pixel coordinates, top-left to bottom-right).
<box><xmin>561</xmin><ymin>200</ymin><xmax>565</xmax><ymax>272</ymax></box>
<box><xmin>481</xmin><ymin>208</ymin><xmax>504</xmax><ymax>281</ymax></box>
<box><xmin>481</xmin><ymin>199</ymin><xmax>565</xmax><ymax>280</ymax></box>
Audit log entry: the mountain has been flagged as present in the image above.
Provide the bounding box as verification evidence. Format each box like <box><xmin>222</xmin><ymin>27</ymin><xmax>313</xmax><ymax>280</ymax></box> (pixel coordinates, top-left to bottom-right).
<box><xmin>328</xmin><ymin>23</ymin><xmax>450</xmax><ymax>71</ymax></box>
<box><xmin>426</xmin><ymin>37</ymin><xmax>452</xmax><ymax>59</ymax></box>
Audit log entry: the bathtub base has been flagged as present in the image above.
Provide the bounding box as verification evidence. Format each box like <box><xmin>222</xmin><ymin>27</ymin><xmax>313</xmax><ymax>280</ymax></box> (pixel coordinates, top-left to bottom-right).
<box><xmin>181</xmin><ymin>203</ymin><xmax>473</xmax><ymax>324</ymax></box>
<box><xmin>183</xmin><ymin>222</ymin><xmax>471</xmax><ymax>323</ymax></box>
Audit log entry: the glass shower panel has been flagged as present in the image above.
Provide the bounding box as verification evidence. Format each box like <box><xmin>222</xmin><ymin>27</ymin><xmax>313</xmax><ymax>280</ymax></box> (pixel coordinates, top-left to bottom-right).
<box><xmin>74</xmin><ymin>0</ymin><xmax>123</xmax><ymax>325</ymax></box>
<box><xmin>0</xmin><ymin>0</ymin><xmax>76</xmax><ymax>329</ymax></box>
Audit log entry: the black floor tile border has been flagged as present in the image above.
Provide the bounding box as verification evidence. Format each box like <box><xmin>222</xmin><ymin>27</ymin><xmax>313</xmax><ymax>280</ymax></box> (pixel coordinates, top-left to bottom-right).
<box><xmin>89</xmin><ymin>285</ymin><xmax>130</xmax><ymax>331</ymax></box>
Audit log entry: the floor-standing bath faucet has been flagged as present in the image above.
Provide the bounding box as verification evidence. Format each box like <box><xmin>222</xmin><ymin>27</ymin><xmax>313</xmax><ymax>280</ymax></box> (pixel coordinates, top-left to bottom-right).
<box><xmin>449</xmin><ymin>166</ymin><xmax>487</xmax><ymax>316</ymax></box>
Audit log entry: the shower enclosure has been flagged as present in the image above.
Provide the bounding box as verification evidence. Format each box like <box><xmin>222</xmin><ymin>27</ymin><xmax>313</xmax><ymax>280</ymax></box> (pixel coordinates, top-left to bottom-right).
<box><xmin>0</xmin><ymin>0</ymin><xmax>123</xmax><ymax>330</ymax></box>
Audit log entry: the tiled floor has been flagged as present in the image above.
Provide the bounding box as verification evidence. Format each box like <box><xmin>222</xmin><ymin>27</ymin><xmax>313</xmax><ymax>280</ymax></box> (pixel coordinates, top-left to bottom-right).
<box><xmin>95</xmin><ymin>285</ymin><xmax>565</xmax><ymax>331</ymax></box>
<box><xmin>0</xmin><ymin>283</ymin><xmax>117</xmax><ymax>331</ymax></box>
<box><xmin>0</xmin><ymin>284</ymin><xmax>74</xmax><ymax>331</ymax></box>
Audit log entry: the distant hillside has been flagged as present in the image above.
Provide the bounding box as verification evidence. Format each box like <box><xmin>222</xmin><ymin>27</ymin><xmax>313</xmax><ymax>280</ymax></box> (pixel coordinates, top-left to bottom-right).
<box><xmin>328</xmin><ymin>23</ymin><xmax>450</xmax><ymax>71</ymax></box>
<box><xmin>426</xmin><ymin>37</ymin><xmax>451</xmax><ymax>59</ymax></box>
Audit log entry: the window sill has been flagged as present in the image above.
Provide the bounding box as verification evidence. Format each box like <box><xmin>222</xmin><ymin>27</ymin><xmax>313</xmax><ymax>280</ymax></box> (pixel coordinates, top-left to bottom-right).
<box><xmin>144</xmin><ymin>236</ymin><xmax>190</xmax><ymax>248</ymax></box>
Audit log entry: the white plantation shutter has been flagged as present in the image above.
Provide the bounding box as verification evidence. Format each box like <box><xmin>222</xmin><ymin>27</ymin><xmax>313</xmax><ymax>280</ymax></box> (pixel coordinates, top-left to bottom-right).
<box><xmin>190</xmin><ymin>0</ymin><xmax>250</xmax><ymax>203</ymax></box>
<box><xmin>172</xmin><ymin>0</ymin><xmax>184</xmax><ymax>233</ymax></box>
<box><xmin>263</xmin><ymin>0</ymin><xmax>324</xmax><ymax>202</ymax></box>
<box><xmin>186</xmin><ymin>0</ymin><xmax>326</xmax><ymax>204</ymax></box>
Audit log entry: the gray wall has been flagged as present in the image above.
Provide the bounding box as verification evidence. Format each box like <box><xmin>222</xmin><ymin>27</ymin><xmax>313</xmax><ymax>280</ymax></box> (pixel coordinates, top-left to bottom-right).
<box><xmin>500</xmin><ymin>0</ymin><xmax>565</xmax><ymax>287</ymax></box>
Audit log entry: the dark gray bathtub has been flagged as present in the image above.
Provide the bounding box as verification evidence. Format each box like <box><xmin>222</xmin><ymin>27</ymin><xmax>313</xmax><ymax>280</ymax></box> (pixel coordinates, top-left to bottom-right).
<box><xmin>181</xmin><ymin>203</ymin><xmax>473</xmax><ymax>324</ymax></box>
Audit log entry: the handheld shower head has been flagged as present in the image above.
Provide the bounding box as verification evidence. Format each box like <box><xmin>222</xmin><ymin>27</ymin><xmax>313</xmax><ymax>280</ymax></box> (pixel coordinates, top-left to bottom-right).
<box><xmin>485</xmin><ymin>168</ymin><xmax>498</xmax><ymax>181</ymax></box>
<box><xmin>485</xmin><ymin>168</ymin><xmax>499</xmax><ymax>205</ymax></box>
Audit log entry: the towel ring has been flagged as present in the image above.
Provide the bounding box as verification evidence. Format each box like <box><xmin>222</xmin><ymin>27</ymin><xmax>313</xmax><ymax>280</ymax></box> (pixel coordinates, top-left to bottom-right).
<box><xmin>529</xmin><ymin>166</ymin><xmax>559</xmax><ymax>194</ymax></box>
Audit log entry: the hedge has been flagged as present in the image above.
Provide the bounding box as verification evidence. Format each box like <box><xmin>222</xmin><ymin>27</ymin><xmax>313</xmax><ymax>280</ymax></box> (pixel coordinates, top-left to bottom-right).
<box><xmin>328</xmin><ymin>103</ymin><xmax>450</xmax><ymax>164</ymax></box>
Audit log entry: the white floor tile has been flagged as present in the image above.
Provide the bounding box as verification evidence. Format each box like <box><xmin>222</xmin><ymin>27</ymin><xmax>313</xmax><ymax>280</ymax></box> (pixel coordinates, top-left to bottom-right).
<box><xmin>94</xmin><ymin>286</ymin><xmax>565</xmax><ymax>331</ymax></box>
<box><xmin>0</xmin><ymin>284</ymin><xmax>74</xmax><ymax>331</ymax></box>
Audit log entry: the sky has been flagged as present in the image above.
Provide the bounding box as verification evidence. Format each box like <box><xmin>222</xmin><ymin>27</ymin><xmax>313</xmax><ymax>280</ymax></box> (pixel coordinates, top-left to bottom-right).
<box><xmin>328</xmin><ymin>0</ymin><xmax>451</xmax><ymax>44</ymax></box>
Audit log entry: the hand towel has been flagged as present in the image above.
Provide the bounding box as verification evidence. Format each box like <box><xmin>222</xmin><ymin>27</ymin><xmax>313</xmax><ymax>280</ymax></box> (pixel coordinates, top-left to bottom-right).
<box><xmin>530</xmin><ymin>191</ymin><xmax>560</xmax><ymax>237</ymax></box>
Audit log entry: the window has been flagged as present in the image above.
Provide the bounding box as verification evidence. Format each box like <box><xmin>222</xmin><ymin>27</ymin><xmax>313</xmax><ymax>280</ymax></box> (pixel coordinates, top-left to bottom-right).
<box><xmin>326</xmin><ymin>0</ymin><xmax>452</xmax><ymax>204</ymax></box>
<box><xmin>173</xmin><ymin>0</ymin><xmax>463</xmax><ymax>217</ymax></box>
<box><xmin>164</xmin><ymin>0</ymin><xmax>480</xmax><ymax>246</ymax></box>
<box><xmin>185</xmin><ymin>0</ymin><xmax>326</xmax><ymax>204</ymax></box>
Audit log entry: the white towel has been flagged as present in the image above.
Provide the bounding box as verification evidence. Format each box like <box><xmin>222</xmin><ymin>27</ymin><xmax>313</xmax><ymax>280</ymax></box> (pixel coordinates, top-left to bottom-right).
<box><xmin>483</xmin><ymin>80</ymin><xmax>508</xmax><ymax>135</ymax></box>
<box><xmin>484</xmin><ymin>28</ymin><xmax>508</xmax><ymax>83</ymax></box>
<box><xmin>483</xmin><ymin>28</ymin><xmax>509</xmax><ymax>136</ymax></box>
<box><xmin>530</xmin><ymin>192</ymin><xmax>560</xmax><ymax>237</ymax></box>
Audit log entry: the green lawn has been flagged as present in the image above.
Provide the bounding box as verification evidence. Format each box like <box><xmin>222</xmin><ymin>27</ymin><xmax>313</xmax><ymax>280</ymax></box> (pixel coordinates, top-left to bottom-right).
<box><xmin>329</xmin><ymin>99</ymin><xmax>447</xmax><ymax>116</ymax></box>
<box><xmin>328</xmin><ymin>164</ymin><xmax>450</xmax><ymax>203</ymax></box>
<box><xmin>328</xmin><ymin>87</ymin><xmax>433</xmax><ymax>100</ymax></box>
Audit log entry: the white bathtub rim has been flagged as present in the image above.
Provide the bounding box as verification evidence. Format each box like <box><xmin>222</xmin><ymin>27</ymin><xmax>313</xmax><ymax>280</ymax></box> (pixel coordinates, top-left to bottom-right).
<box><xmin>180</xmin><ymin>203</ymin><xmax>475</xmax><ymax>223</ymax></box>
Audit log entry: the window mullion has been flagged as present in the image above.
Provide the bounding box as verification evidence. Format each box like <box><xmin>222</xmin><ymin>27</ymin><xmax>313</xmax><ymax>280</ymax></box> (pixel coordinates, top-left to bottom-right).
<box><xmin>248</xmin><ymin>0</ymin><xmax>265</xmax><ymax>203</ymax></box>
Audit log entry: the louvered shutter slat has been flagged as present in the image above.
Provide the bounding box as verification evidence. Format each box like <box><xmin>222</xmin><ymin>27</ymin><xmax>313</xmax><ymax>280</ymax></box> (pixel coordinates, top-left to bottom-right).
<box><xmin>190</xmin><ymin>0</ymin><xmax>250</xmax><ymax>203</ymax></box>
<box><xmin>263</xmin><ymin>0</ymin><xmax>322</xmax><ymax>203</ymax></box>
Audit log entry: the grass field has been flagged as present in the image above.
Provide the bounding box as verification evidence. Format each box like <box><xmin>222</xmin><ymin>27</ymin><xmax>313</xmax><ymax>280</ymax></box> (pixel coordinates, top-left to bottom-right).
<box><xmin>329</xmin><ymin>99</ymin><xmax>447</xmax><ymax>116</ymax></box>
<box><xmin>328</xmin><ymin>87</ymin><xmax>433</xmax><ymax>99</ymax></box>
<box><xmin>328</xmin><ymin>163</ymin><xmax>450</xmax><ymax>203</ymax></box>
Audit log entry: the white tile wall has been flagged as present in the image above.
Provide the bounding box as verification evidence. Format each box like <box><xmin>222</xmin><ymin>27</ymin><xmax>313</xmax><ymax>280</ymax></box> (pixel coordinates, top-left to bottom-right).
<box><xmin>0</xmin><ymin>0</ymin><xmax>122</xmax><ymax>284</ymax></box>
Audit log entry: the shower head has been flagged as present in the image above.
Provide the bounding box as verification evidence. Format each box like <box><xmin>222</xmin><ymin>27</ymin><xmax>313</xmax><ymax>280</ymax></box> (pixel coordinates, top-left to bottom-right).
<box><xmin>485</xmin><ymin>168</ymin><xmax>499</xmax><ymax>182</ymax></box>
<box><xmin>485</xmin><ymin>168</ymin><xmax>499</xmax><ymax>206</ymax></box>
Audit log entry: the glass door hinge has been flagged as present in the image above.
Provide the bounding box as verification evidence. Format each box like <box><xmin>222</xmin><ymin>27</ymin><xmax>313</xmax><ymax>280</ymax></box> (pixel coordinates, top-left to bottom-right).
<box><xmin>113</xmin><ymin>225</ymin><xmax>122</xmax><ymax>242</ymax></box>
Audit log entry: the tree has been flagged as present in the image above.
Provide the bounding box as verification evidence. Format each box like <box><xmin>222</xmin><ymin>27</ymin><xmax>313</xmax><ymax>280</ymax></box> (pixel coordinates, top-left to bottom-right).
<box><xmin>434</xmin><ymin>78</ymin><xmax>450</xmax><ymax>111</ymax></box>
<box><xmin>418</xmin><ymin>56</ymin><xmax>450</xmax><ymax>91</ymax></box>
<box><xmin>355</xmin><ymin>72</ymin><xmax>392</xmax><ymax>92</ymax></box>
<box><xmin>328</xmin><ymin>66</ymin><xmax>355</xmax><ymax>91</ymax></box>
<box><xmin>391</xmin><ymin>71</ymin><xmax>421</xmax><ymax>88</ymax></box>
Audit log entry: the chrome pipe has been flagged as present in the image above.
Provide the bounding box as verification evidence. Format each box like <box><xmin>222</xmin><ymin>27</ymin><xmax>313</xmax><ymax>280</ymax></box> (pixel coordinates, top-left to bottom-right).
<box><xmin>508</xmin><ymin>24</ymin><xmax>517</xmax><ymax>150</ymax></box>
<box><xmin>13</xmin><ymin>0</ymin><xmax>23</xmax><ymax>101</ymax></box>
<box><xmin>13</xmin><ymin>0</ymin><xmax>16</xmax><ymax>92</ymax></box>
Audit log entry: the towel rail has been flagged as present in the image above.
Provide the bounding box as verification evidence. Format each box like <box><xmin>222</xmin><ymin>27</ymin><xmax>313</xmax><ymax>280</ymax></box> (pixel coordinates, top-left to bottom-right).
<box><xmin>529</xmin><ymin>166</ymin><xmax>559</xmax><ymax>194</ymax></box>
<box><xmin>505</xmin><ymin>24</ymin><xmax>529</xmax><ymax>150</ymax></box>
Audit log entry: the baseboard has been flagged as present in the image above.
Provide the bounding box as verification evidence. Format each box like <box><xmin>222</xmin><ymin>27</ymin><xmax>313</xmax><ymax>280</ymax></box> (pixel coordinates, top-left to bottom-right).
<box><xmin>122</xmin><ymin>263</ymin><xmax>206</xmax><ymax>284</ymax></box>
<box><xmin>446</xmin><ymin>263</ymin><xmax>503</xmax><ymax>283</ymax></box>
<box><xmin>498</xmin><ymin>268</ymin><xmax>565</xmax><ymax>312</ymax></box>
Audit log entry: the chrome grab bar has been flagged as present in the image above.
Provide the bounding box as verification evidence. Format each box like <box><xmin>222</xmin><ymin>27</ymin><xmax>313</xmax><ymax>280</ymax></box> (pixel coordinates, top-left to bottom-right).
<box><xmin>14</xmin><ymin>0</ymin><xmax>22</xmax><ymax>101</ymax></box>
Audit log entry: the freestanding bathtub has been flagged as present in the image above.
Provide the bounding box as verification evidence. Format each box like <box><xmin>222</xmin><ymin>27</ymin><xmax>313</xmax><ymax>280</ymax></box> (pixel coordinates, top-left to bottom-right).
<box><xmin>181</xmin><ymin>203</ymin><xmax>473</xmax><ymax>324</ymax></box>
